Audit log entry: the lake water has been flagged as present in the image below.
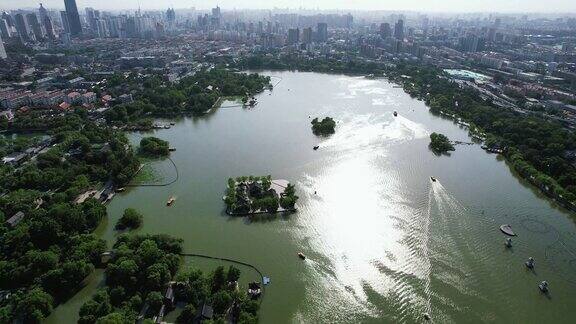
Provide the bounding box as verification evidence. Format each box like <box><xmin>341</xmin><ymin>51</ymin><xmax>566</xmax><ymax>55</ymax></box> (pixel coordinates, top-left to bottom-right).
<box><xmin>46</xmin><ymin>71</ymin><xmax>576</xmax><ymax>323</ymax></box>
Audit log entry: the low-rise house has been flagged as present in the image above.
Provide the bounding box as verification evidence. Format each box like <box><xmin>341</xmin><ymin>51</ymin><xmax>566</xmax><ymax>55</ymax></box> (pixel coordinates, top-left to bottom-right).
<box><xmin>2</xmin><ymin>152</ymin><xmax>28</xmax><ymax>166</ymax></box>
<box><xmin>196</xmin><ymin>303</ymin><xmax>214</xmax><ymax>322</ymax></box>
<box><xmin>6</xmin><ymin>211</ymin><xmax>25</xmax><ymax>227</ymax></box>
<box><xmin>59</xmin><ymin>102</ymin><xmax>72</xmax><ymax>110</ymax></box>
<box><xmin>66</xmin><ymin>92</ymin><xmax>82</xmax><ymax>104</ymax></box>
<box><xmin>119</xmin><ymin>93</ymin><xmax>133</xmax><ymax>103</ymax></box>
<box><xmin>82</xmin><ymin>92</ymin><xmax>96</xmax><ymax>104</ymax></box>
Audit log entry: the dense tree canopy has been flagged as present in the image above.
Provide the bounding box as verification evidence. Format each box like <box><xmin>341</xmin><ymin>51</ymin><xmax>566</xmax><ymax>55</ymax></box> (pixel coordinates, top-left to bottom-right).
<box><xmin>139</xmin><ymin>137</ymin><xmax>169</xmax><ymax>158</ymax></box>
<box><xmin>429</xmin><ymin>133</ymin><xmax>455</xmax><ymax>154</ymax></box>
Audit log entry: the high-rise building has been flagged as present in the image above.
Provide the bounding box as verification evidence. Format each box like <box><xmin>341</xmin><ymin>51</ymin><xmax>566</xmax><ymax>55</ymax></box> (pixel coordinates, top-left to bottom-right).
<box><xmin>317</xmin><ymin>22</ymin><xmax>328</xmax><ymax>42</ymax></box>
<box><xmin>287</xmin><ymin>28</ymin><xmax>299</xmax><ymax>45</ymax></box>
<box><xmin>95</xmin><ymin>18</ymin><xmax>108</xmax><ymax>38</ymax></box>
<box><xmin>85</xmin><ymin>8</ymin><xmax>98</xmax><ymax>32</ymax></box>
<box><xmin>394</xmin><ymin>19</ymin><xmax>404</xmax><ymax>40</ymax></box>
<box><xmin>380</xmin><ymin>23</ymin><xmax>391</xmax><ymax>38</ymax></box>
<box><xmin>60</xmin><ymin>11</ymin><xmax>70</xmax><ymax>34</ymax></box>
<box><xmin>14</xmin><ymin>14</ymin><xmax>32</xmax><ymax>42</ymax></box>
<box><xmin>26</xmin><ymin>13</ymin><xmax>44</xmax><ymax>41</ymax></box>
<box><xmin>43</xmin><ymin>16</ymin><xmax>55</xmax><ymax>39</ymax></box>
<box><xmin>0</xmin><ymin>33</ymin><xmax>7</xmax><ymax>59</ymax></box>
<box><xmin>0</xmin><ymin>19</ymin><xmax>11</xmax><ymax>39</ymax></box>
<box><xmin>39</xmin><ymin>3</ymin><xmax>48</xmax><ymax>23</ymax></box>
<box><xmin>2</xmin><ymin>12</ymin><xmax>14</xmax><ymax>28</ymax></box>
<box><xmin>302</xmin><ymin>27</ymin><xmax>312</xmax><ymax>44</ymax></box>
<box><xmin>64</xmin><ymin>0</ymin><xmax>82</xmax><ymax>36</ymax></box>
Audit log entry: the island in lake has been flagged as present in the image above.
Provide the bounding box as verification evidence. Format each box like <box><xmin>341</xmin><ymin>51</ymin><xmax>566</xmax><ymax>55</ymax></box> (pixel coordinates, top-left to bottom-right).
<box><xmin>429</xmin><ymin>132</ymin><xmax>455</xmax><ymax>154</ymax></box>
<box><xmin>224</xmin><ymin>176</ymin><xmax>298</xmax><ymax>215</ymax></box>
<box><xmin>311</xmin><ymin>117</ymin><xmax>336</xmax><ymax>135</ymax></box>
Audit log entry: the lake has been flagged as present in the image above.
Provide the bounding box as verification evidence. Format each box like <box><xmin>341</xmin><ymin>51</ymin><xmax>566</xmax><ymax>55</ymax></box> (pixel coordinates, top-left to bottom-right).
<box><xmin>46</xmin><ymin>71</ymin><xmax>576</xmax><ymax>323</ymax></box>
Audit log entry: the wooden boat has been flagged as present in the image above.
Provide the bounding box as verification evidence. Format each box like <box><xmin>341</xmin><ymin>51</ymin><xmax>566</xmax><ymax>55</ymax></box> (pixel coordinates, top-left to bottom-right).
<box><xmin>313</xmin><ymin>146</ymin><xmax>319</xmax><ymax>150</ymax></box>
<box><xmin>500</xmin><ymin>224</ymin><xmax>516</xmax><ymax>236</ymax></box>
<box><xmin>297</xmin><ymin>252</ymin><xmax>306</xmax><ymax>260</ymax></box>
<box><xmin>430</xmin><ymin>176</ymin><xmax>437</xmax><ymax>182</ymax></box>
<box><xmin>166</xmin><ymin>196</ymin><xmax>176</xmax><ymax>206</ymax></box>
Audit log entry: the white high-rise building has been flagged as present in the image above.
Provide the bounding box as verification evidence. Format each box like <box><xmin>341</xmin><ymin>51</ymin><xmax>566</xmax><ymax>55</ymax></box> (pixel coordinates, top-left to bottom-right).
<box><xmin>0</xmin><ymin>33</ymin><xmax>7</xmax><ymax>59</ymax></box>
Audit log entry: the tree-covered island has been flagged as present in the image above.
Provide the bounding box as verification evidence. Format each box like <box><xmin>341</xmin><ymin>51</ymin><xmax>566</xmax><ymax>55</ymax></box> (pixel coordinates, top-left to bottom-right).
<box><xmin>224</xmin><ymin>176</ymin><xmax>299</xmax><ymax>215</ymax></box>
<box><xmin>429</xmin><ymin>132</ymin><xmax>455</xmax><ymax>154</ymax></box>
<box><xmin>138</xmin><ymin>137</ymin><xmax>170</xmax><ymax>158</ymax></box>
<box><xmin>311</xmin><ymin>117</ymin><xmax>336</xmax><ymax>136</ymax></box>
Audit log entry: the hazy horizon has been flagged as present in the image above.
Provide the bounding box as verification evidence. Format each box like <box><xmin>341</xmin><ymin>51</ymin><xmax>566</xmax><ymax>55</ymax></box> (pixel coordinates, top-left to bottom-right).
<box><xmin>1</xmin><ymin>0</ymin><xmax>576</xmax><ymax>14</ymax></box>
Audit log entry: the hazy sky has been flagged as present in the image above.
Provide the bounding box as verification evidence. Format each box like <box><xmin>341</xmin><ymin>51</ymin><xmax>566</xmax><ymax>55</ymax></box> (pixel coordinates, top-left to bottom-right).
<box><xmin>2</xmin><ymin>0</ymin><xmax>576</xmax><ymax>13</ymax></box>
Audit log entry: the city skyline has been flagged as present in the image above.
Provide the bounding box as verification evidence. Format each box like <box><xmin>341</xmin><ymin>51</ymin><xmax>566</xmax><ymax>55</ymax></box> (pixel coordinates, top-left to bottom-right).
<box><xmin>1</xmin><ymin>0</ymin><xmax>576</xmax><ymax>13</ymax></box>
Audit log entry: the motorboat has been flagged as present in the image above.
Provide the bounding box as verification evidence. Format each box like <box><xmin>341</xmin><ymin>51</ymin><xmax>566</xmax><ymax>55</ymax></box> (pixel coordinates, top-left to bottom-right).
<box><xmin>538</xmin><ymin>281</ymin><xmax>549</xmax><ymax>293</ymax></box>
<box><xmin>526</xmin><ymin>257</ymin><xmax>535</xmax><ymax>269</ymax></box>
<box><xmin>313</xmin><ymin>146</ymin><xmax>319</xmax><ymax>150</ymax></box>
<box><xmin>167</xmin><ymin>196</ymin><xmax>176</xmax><ymax>206</ymax></box>
<box><xmin>297</xmin><ymin>252</ymin><xmax>306</xmax><ymax>260</ymax></box>
<box><xmin>505</xmin><ymin>238</ymin><xmax>512</xmax><ymax>248</ymax></box>
<box><xmin>393</xmin><ymin>111</ymin><xmax>398</xmax><ymax>117</ymax></box>
<box><xmin>500</xmin><ymin>224</ymin><xmax>516</xmax><ymax>236</ymax></box>
<box><xmin>430</xmin><ymin>176</ymin><xmax>437</xmax><ymax>182</ymax></box>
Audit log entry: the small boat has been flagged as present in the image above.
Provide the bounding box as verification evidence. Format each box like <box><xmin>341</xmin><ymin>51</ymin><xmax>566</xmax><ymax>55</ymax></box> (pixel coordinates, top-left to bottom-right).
<box><xmin>430</xmin><ymin>176</ymin><xmax>437</xmax><ymax>182</ymax></box>
<box><xmin>163</xmin><ymin>125</ymin><xmax>171</xmax><ymax>129</ymax></box>
<box><xmin>166</xmin><ymin>196</ymin><xmax>175</xmax><ymax>206</ymax></box>
<box><xmin>500</xmin><ymin>224</ymin><xmax>516</xmax><ymax>236</ymax></box>
<box><xmin>263</xmin><ymin>277</ymin><xmax>271</xmax><ymax>285</ymax></box>
<box><xmin>538</xmin><ymin>281</ymin><xmax>549</xmax><ymax>293</ymax></box>
<box><xmin>313</xmin><ymin>146</ymin><xmax>319</xmax><ymax>150</ymax></box>
<box><xmin>115</xmin><ymin>187</ymin><xmax>126</xmax><ymax>193</ymax></box>
<box><xmin>169</xmin><ymin>147</ymin><xmax>176</xmax><ymax>152</ymax></box>
<box><xmin>393</xmin><ymin>111</ymin><xmax>398</xmax><ymax>117</ymax></box>
<box><xmin>525</xmin><ymin>257</ymin><xmax>535</xmax><ymax>269</ymax></box>
<box><xmin>170</xmin><ymin>122</ymin><xmax>175</xmax><ymax>126</ymax></box>
<box><xmin>297</xmin><ymin>252</ymin><xmax>306</xmax><ymax>260</ymax></box>
<box><xmin>505</xmin><ymin>238</ymin><xmax>512</xmax><ymax>248</ymax></box>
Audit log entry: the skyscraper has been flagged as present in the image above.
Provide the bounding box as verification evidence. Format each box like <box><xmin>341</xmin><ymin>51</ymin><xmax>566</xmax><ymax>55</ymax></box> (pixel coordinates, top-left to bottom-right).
<box><xmin>0</xmin><ymin>32</ymin><xmax>7</xmax><ymax>59</ymax></box>
<box><xmin>39</xmin><ymin>3</ymin><xmax>48</xmax><ymax>23</ymax></box>
<box><xmin>2</xmin><ymin>12</ymin><xmax>14</xmax><ymax>28</ymax></box>
<box><xmin>64</xmin><ymin>0</ymin><xmax>82</xmax><ymax>36</ymax></box>
<box><xmin>43</xmin><ymin>16</ymin><xmax>55</xmax><ymax>39</ymax></box>
<box><xmin>14</xmin><ymin>14</ymin><xmax>32</xmax><ymax>42</ymax></box>
<box><xmin>26</xmin><ymin>13</ymin><xmax>44</xmax><ymax>41</ymax></box>
<box><xmin>0</xmin><ymin>19</ymin><xmax>11</xmax><ymax>39</ymax></box>
<box><xmin>317</xmin><ymin>22</ymin><xmax>328</xmax><ymax>43</ymax></box>
<box><xmin>287</xmin><ymin>28</ymin><xmax>299</xmax><ymax>45</ymax></box>
<box><xmin>380</xmin><ymin>23</ymin><xmax>391</xmax><ymax>38</ymax></box>
<box><xmin>394</xmin><ymin>19</ymin><xmax>404</xmax><ymax>40</ymax></box>
<box><xmin>60</xmin><ymin>11</ymin><xmax>70</xmax><ymax>34</ymax></box>
<box><xmin>85</xmin><ymin>8</ymin><xmax>98</xmax><ymax>32</ymax></box>
<box><xmin>302</xmin><ymin>27</ymin><xmax>312</xmax><ymax>44</ymax></box>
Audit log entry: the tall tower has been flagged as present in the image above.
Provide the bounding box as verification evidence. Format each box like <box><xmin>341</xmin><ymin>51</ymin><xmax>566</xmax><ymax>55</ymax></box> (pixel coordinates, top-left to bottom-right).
<box><xmin>14</xmin><ymin>14</ymin><xmax>32</xmax><ymax>42</ymax></box>
<box><xmin>0</xmin><ymin>32</ymin><xmax>7</xmax><ymax>59</ymax></box>
<box><xmin>64</xmin><ymin>0</ymin><xmax>82</xmax><ymax>36</ymax></box>
<box><xmin>394</xmin><ymin>19</ymin><xmax>404</xmax><ymax>40</ymax></box>
<box><xmin>26</xmin><ymin>13</ymin><xmax>44</xmax><ymax>41</ymax></box>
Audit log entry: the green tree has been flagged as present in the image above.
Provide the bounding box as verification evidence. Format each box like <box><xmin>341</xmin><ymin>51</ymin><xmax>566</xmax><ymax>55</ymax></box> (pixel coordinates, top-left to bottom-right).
<box><xmin>115</xmin><ymin>208</ymin><xmax>143</xmax><ymax>230</ymax></box>
<box><xmin>15</xmin><ymin>288</ymin><xmax>53</xmax><ymax>323</ymax></box>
